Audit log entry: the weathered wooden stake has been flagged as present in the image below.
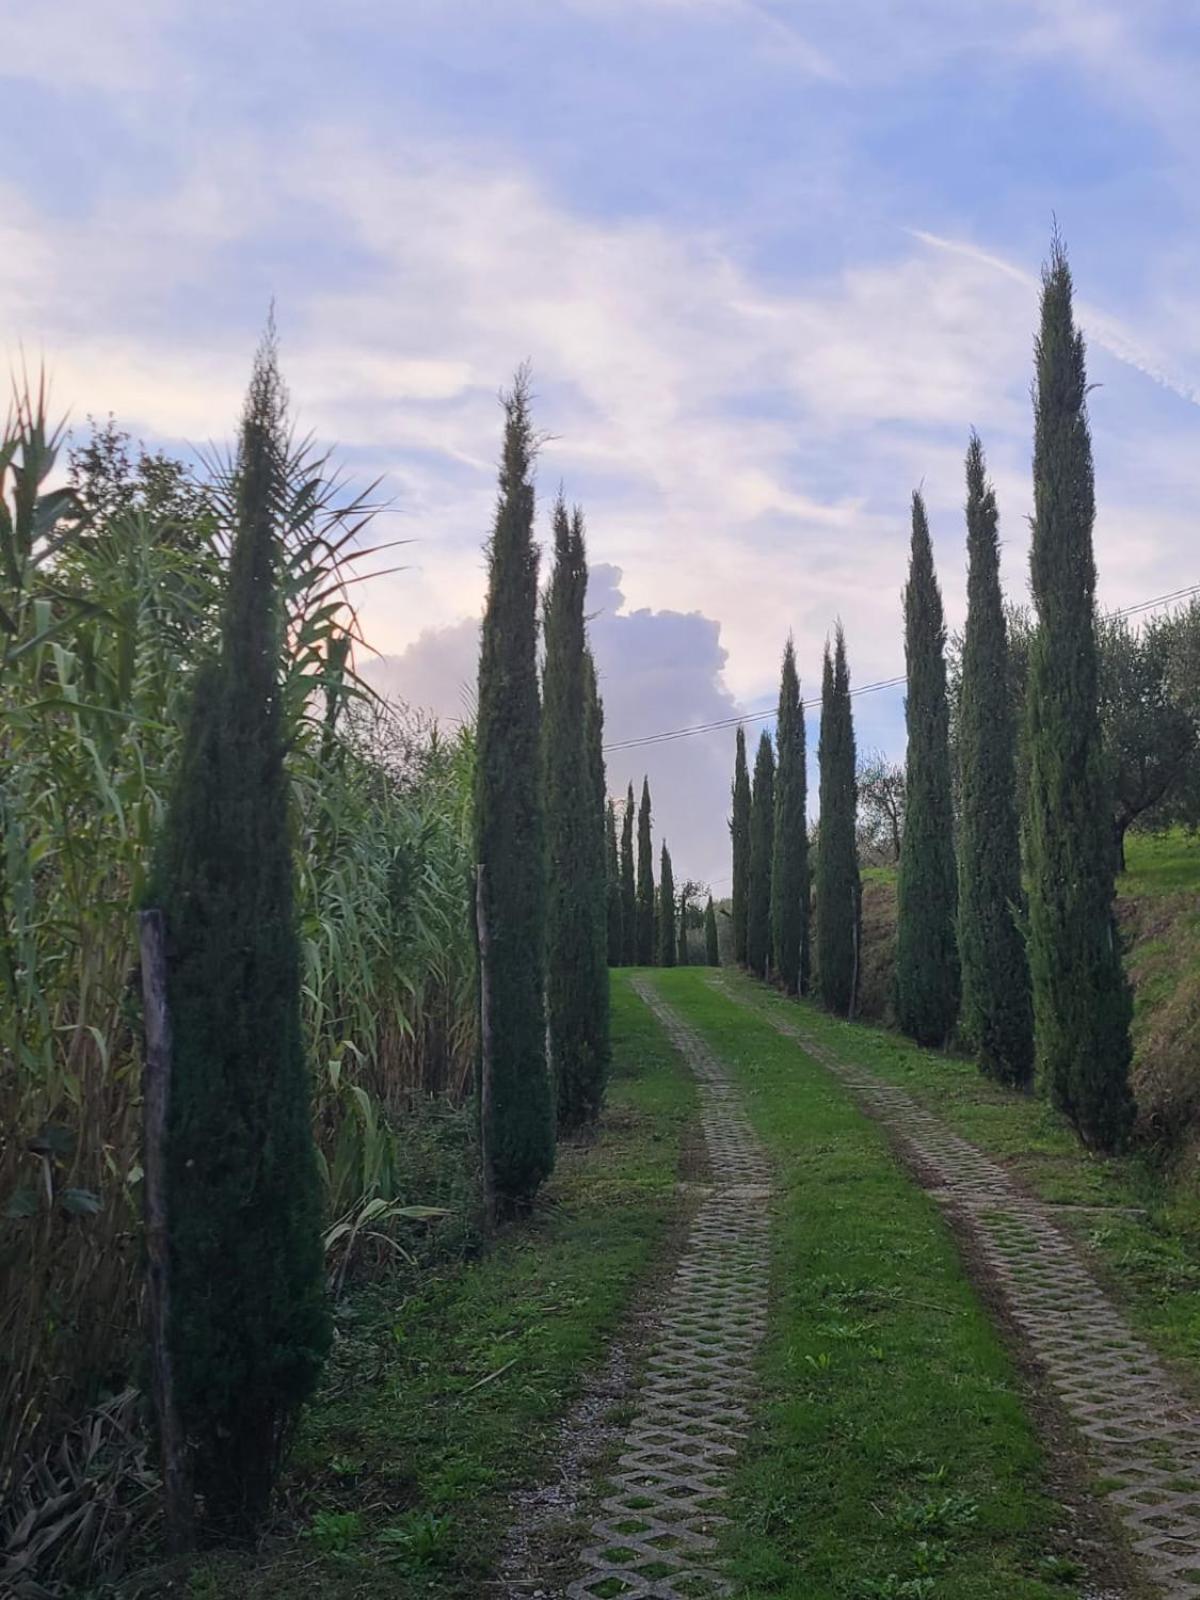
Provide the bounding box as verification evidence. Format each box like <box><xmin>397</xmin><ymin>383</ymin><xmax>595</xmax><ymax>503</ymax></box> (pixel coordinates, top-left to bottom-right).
<box><xmin>474</xmin><ymin>866</ymin><xmax>497</xmax><ymax>1231</ymax></box>
<box><xmin>139</xmin><ymin>908</ymin><xmax>194</xmax><ymax>1553</ymax></box>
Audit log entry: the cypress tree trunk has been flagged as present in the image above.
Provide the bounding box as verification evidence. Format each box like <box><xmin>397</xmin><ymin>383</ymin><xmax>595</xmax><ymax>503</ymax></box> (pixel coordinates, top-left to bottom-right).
<box><xmin>606</xmin><ymin>799</ymin><xmax>622</xmax><ymax>966</ymax></box>
<box><xmin>474</xmin><ymin>371</ymin><xmax>555</xmax><ymax>1203</ymax></box>
<box><xmin>747</xmin><ymin>730</ymin><xmax>775</xmax><ymax>979</ymax></box>
<box><xmin>730</xmin><ymin>726</ymin><xmax>751</xmax><ymax>965</ymax></box>
<box><xmin>658</xmin><ymin>843</ymin><xmax>677</xmax><ymax>967</ymax></box>
<box><xmin>583</xmin><ymin>644</ymin><xmax>612</xmax><ymax>1105</ymax></box>
<box><xmin>1026</xmin><ymin>241</ymin><xmax>1134</xmax><ymax>1150</ymax></box>
<box><xmin>770</xmin><ymin>638</ymin><xmax>809</xmax><ymax>995</ymax></box>
<box><xmin>895</xmin><ymin>493</ymin><xmax>960</xmax><ymax>1047</ymax></box>
<box><xmin>151</xmin><ymin>333</ymin><xmax>330</xmax><ymax>1534</ymax></box>
<box><xmin>620</xmin><ymin>783</ymin><xmax>637</xmax><ymax>964</ymax></box>
<box><xmin>704</xmin><ymin>895</ymin><xmax>720</xmax><ymax>965</ymax></box>
<box><xmin>677</xmin><ymin>890</ymin><xmax>690</xmax><ymax>965</ymax></box>
<box><xmin>543</xmin><ymin>499</ymin><xmax>607</xmax><ymax>1129</ymax></box>
<box><xmin>636</xmin><ymin>777</ymin><xmax>655</xmax><ymax>964</ymax></box>
<box><xmin>958</xmin><ymin>433</ymin><xmax>1034</xmax><ymax>1086</ymax></box>
<box><xmin>816</xmin><ymin>629</ymin><xmax>861</xmax><ymax>1016</ymax></box>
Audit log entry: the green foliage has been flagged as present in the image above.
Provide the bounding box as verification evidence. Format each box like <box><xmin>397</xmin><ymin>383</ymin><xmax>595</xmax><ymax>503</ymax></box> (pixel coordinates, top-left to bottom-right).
<box><xmin>636</xmin><ymin>777</ymin><xmax>655</xmax><ymax>965</ymax></box>
<box><xmin>151</xmin><ymin>332</ymin><xmax>330</xmax><ymax>1531</ymax></box>
<box><xmin>677</xmin><ymin>885</ymin><xmax>690</xmax><ymax>966</ymax></box>
<box><xmin>705</xmin><ymin>895</ymin><xmax>720</xmax><ymax>965</ymax></box>
<box><xmin>748</xmin><ymin>730</ymin><xmax>775</xmax><ymax>978</ymax></box>
<box><xmin>1025</xmin><ymin>240</ymin><xmax>1134</xmax><ymax>1151</ymax></box>
<box><xmin>816</xmin><ymin>629</ymin><xmax>861</xmax><ymax>1016</ymax></box>
<box><xmin>620</xmin><ymin>783</ymin><xmax>637</xmax><ymax>964</ymax></box>
<box><xmin>957</xmin><ymin>435</ymin><xmax>1033</xmax><ymax>1086</ymax></box>
<box><xmin>895</xmin><ymin>492</ymin><xmax>959</xmax><ymax>1047</ymax></box>
<box><xmin>658</xmin><ymin>842</ymin><xmax>677</xmax><ymax>967</ymax></box>
<box><xmin>584</xmin><ymin>648</ymin><xmax>612</xmax><ymax>1103</ymax></box>
<box><xmin>542</xmin><ymin>500</ymin><xmax>607</xmax><ymax>1130</ymax></box>
<box><xmin>771</xmin><ymin>637</ymin><xmax>809</xmax><ymax>995</ymax></box>
<box><xmin>474</xmin><ymin>370</ymin><xmax>555</xmax><ymax>1203</ymax></box>
<box><xmin>731</xmin><ymin>725</ymin><xmax>751</xmax><ymax>965</ymax></box>
<box><xmin>606</xmin><ymin>800</ymin><xmax>622</xmax><ymax>965</ymax></box>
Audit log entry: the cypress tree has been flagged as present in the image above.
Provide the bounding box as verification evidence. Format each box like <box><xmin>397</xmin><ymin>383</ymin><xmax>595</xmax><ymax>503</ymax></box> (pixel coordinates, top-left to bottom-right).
<box><xmin>543</xmin><ymin>499</ymin><xmax>607</xmax><ymax>1129</ymax></box>
<box><xmin>606</xmin><ymin>799</ymin><xmax>622</xmax><ymax>966</ymax></box>
<box><xmin>895</xmin><ymin>492</ymin><xmax>960</xmax><ymax>1047</ymax></box>
<box><xmin>747</xmin><ymin>730</ymin><xmax>775</xmax><ymax>978</ymax></box>
<box><xmin>658</xmin><ymin>842</ymin><xmax>677</xmax><ymax>967</ymax></box>
<box><xmin>730</xmin><ymin>726</ymin><xmax>751</xmax><ymax>965</ymax></box>
<box><xmin>677</xmin><ymin>887</ymin><xmax>690</xmax><ymax>965</ymax></box>
<box><xmin>1026</xmin><ymin>240</ymin><xmax>1134</xmax><ymax>1149</ymax></box>
<box><xmin>474</xmin><ymin>371</ymin><xmax>555</xmax><ymax>1203</ymax></box>
<box><xmin>816</xmin><ymin>628</ymin><xmax>861</xmax><ymax>1016</ymax></box>
<box><xmin>958</xmin><ymin>433</ymin><xmax>1034</xmax><ymax>1086</ymax></box>
<box><xmin>150</xmin><ymin>332</ymin><xmax>329</xmax><ymax>1532</ymax></box>
<box><xmin>620</xmin><ymin>783</ymin><xmax>637</xmax><ymax>965</ymax></box>
<box><xmin>770</xmin><ymin>637</ymin><xmax>809</xmax><ymax>995</ymax></box>
<box><xmin>704</xmin><ymin>895</ymin><xmax>720</xmax><ymax>965</ymax></box>
<box><xmin>583</xmin><ymin>644</ymin><xmax>612</xmax><ymax>1104</ymax></box>
<box><xmin>636</xmin><ymin>777</ymin><xmax>655</xmax><ymax>964</ymax></box>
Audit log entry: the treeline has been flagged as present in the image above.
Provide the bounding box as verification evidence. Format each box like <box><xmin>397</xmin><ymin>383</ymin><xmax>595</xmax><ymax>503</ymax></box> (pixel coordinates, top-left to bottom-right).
<box><xmin>728</xmin><ymin>237</ymin><xmax>1137</xmax><ymax>1154</ymax></box>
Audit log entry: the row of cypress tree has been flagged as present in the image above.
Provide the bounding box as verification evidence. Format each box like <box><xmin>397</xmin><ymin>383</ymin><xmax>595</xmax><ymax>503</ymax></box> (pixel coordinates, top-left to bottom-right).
<box><xmin>604</xmin><ymin>774</ymin><xmax>719</xmax><ymax>967</ymax></box>
<box><xmin>729</xmin><ymin>239</ymin><xmax>1134</xmax><ymax>1153</ymax></box>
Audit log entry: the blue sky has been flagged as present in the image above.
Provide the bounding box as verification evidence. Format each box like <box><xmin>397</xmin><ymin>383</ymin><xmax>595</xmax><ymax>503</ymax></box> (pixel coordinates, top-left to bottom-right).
<box><xmin>6</xmin><ymin>0</ymin><xmax>1200</xmax><ymax>887</ymax></box>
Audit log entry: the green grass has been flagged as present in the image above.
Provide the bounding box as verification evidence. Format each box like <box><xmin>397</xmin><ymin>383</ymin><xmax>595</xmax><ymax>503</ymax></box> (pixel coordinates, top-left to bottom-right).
<box><xmin>719</xmin><ymin>969</ymin><xmax>1200</xmax><ymax>1405</ymax></box>
<box><xmin>650</xmin><ymin>968</ymin><xmax>1081</xmax><ymax>1600</ymax></box>
<box><xmin>1120</xmin><ymin>828</ymin><xmax>1200</xmax><ymax>896</ymax></box>
<box><xmin>136</xmin><ymin>975</ymin><xmax>698</xmax><ymax>1600</ymax></box>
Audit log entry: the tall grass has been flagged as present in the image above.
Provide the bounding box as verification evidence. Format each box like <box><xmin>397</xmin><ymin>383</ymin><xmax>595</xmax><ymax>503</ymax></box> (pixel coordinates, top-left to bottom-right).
<box><xmin>0</xmin><ymin>385</ymin><xmax>477</xmax><ymax>1533</ymax></box>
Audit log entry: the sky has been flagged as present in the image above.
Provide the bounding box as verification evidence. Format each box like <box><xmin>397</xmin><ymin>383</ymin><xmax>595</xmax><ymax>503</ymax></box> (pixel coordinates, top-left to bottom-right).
<box><xmin>5</xmin><ymin>1</ymin><xmax>1200</xmax><ymax>891</ymax></box>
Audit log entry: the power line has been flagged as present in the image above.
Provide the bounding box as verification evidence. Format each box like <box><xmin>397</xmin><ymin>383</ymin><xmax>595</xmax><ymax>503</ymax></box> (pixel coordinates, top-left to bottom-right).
<box><xmin>601</xmin><ymin>579</ymin><xmax>1200</xmax><ymax>756</ymax></box>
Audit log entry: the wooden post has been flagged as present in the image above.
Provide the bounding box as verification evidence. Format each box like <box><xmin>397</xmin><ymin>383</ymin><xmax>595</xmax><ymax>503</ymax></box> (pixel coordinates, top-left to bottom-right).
<box><xmin>139</xmin><ymin>908</ymin><xmax>193</xmax><ymax>1553</ymax></box>
<box><xmin>474</xmin><ymin>867</ymin><xmax>497</xmax><ymax>1231</ymax></box>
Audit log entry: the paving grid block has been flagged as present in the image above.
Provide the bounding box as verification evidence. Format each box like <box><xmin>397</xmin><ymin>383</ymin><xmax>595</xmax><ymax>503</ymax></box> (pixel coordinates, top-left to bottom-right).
<box><xmin>714</xmin><ymin>976</ymin><xmax>1200</xmax><ymax>1600</ymax></box>
<box><xmin>564</xmin><ymin>978</ymin><xmax>772</xmax><ymax>1600</ymax></box>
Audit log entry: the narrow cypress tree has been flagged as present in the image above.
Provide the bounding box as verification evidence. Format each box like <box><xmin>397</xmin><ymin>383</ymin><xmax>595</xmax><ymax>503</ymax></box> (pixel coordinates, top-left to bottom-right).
<box><xmin>543</xmin><ymin>499</ymin><xmax>607</xmax><ymax>1129</ymax></box>
<box><xmin>770</xmin><ymin>637</ymin><xmax>809</xmax><ymax>995</ymax></box>
<box><xmin>704</xmin><ymin>895</ymin><xmax>720</xmax><ymax>965</ymax></box>
<box><xmin>677</xmin><ymin>888</ymin><xmax>690</xmax><ymax>965</ymax></box>
<box><xmin>151</xmin><ymin>333</ymin><xmax>329</xmax><ymax>1532</ymax></box>
<box><xmin>747</xmin><ymin>730</ymin><xmax>775</xmax><ymax>978</ymax></box>
<box><xmin>895</xmin><ymin>492</ymin><xmax>960</xmax><ymax>1047</ymax></box>
<box><xmin>606</xmin><ymin>799</ymin><xmax>622</xmax><ymax>966</ymax></box>
<box><xmin>474</xmin><ymin>371</ymin><xmax>555</xmax><ymax>1203</ymax></box>
<box><xmin>658</xmin><ymin>842</ymin><xmax>677</xmax><ymax>967</ymax></box>
<box><xmin>730</xmin><ymin>726</ymin><xmax>751</xmax><ymax>965</ymax></box>
<box><xmin>583</xmin><ymin>643</ymin><xmax>612</xmax><ymax>1105</ymax></box>
<box><xmin>816</xmin><ymin>628</ymin><xmax>861</xmax><ymax>1016</ymax></box>
<box><xmin>1026</xmin><ymin>240</ymin><xmax>1134</xmax><ymax>1149</ymax></box>
<box><xmin>620</xmin><ymin>783</ymin><xmax>637</xmax><ymax>965</ymax></box>
<box><xmin>636</xmin><ymin>777</ymin><xmax>655</xmax><ymax>964</ymax></box>
<box><xmin>958</xmin><ymin>433</ymin><xmax>1034</xmax><ymax>1086</ymax></box>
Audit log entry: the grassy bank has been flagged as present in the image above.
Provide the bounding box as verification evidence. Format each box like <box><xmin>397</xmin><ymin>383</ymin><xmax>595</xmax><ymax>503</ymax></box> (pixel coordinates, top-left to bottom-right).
<box><xmin>721</xmin><ymin>967</ymin><xmax>1200</xmax><ymax>1406</ymax></box>
<box><xmin>113</xmin><ymin>974</ymin><xmax>697</xmax><ymax>1600</ymax></box>
<box><xmin>651</xmin><ymin>969</ymin><xmax>1093</xmax><ymax>1600</ymax></box>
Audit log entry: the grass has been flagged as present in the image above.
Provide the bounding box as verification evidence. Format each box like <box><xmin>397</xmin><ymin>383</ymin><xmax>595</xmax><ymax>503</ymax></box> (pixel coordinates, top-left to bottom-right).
<box><xmin>718</xmin><ymin>968</ymin><xmax>1200</xmax><ymax>1407</ymax></box>
<box><xmin>651</xmin><ymin>968</ymin><xmax>1084</xmax><ymax>1600</ymax></box>
<box><xmin>115</xmin><ymin>974</ymin><xmax>697</xmax><ymax>1600</ymax></box>
<box><xmin>1120</xmin><ymin>828</ymin><xmax>1200</xmax><ymax>896</ymax></box>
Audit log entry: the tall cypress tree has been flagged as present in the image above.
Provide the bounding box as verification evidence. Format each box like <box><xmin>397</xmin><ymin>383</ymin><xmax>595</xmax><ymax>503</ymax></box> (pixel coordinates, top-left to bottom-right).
<box><xmin>1026</xmin><ymin>240</ymin><xmax>1134</xmax><ymax>1150</ymax></box>
<box><xmin>771</xmin><ymin>637</ymin><xmax>809</xmax><ymax>995</ymax></box>
<box><xmin>151</xmin><ymin>333</ymin><xmax>329</xmax><ymax>1532</ymax></box>
<box><xmin>816</xmin><ymin>628</ymin><xmax>861</xmax><ymax>1016</ymax></box>
<box><xmin>895</xmin><ymin>492</ymin><xmax>960</xmax><ymax>1047</ymax></box>
<box><xmin>543</xmin><ymin>500</ymin><xmax>607</xmax><ymax>1129</ymax></box>
<box><xmin>958</xmin><ymin>433</ymin><xmax>1034</xmax><ymax>1086</ymax></box>
<box><xmin>658</xmin><ymin>842</ymin><xmax>677</xmax><ymax>967</ymax></box>
<box><xmin>747</xmin><ymin>730</ymin><xmax>775</xmax><ymax>978</ymax></box>
<box><xmin>677</xmin><ymin>887</ymin><xmax>690</xmax><ymax>965</ymax></box>
<box><xmin>474</xmin><ymin>371</ymin><xmax>555</xmax><ymax>1203</ymax></box>
<box><xmin>583</xmin><ymin>643</ymin><xmax>612</xmax><ymax>1106</ymax></box>
<box><xmin>636</xmin><ymin>776</ymin><xmax>655</xmax><ymax>964</ymax></box>
<box><xmin>730</xmin><ymin>726</ymin><xmax>751</xmax><ymax>965</ymax></box>
<box><xmin>606</xmin><ymin>799</ymin><xmax>622</xmax><ymax>966</ymax></box>
<box><xmin>620</xmin><ymin>783</ymin><xmax>637</xmax><ymax>965</ymax></box>
<box><xmin>704</xmin><ymin>895</ymin><xmax>720</xmax><ymax>965</ymax></box>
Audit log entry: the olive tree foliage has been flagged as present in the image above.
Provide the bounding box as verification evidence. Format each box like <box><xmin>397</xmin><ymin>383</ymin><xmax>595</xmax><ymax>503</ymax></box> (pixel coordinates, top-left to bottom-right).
<box><xmin>857</xmin><ymin>751</ymin><xmax>905</xmax><ymax>866</ymax></box>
